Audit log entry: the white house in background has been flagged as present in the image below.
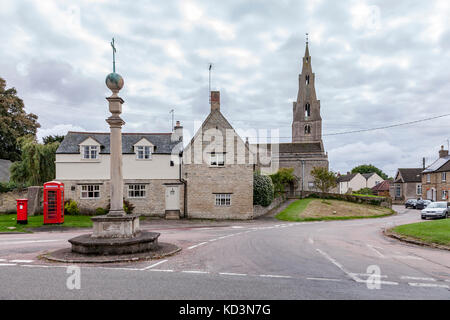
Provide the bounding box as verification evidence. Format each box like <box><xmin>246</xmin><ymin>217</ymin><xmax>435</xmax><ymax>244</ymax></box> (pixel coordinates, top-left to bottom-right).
<box><xmin>336</xmin><ymin>172</ymin><xmax>384</xmax><ymax>194</ymax></box>
<box><xmin>55</xmin><ymin>123</ymin><xmax>184</xmax><ymax>217</ymax></box>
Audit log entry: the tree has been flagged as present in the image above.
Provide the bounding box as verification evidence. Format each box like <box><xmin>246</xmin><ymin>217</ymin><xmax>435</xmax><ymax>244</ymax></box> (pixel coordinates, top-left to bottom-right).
<box><xmin>311</xmin><ymin>167</ymin><xmax>337</xmax><ymax>194</ymax></box>
<box><xmin>0</xmin><ymin>77</ymin><xmax>40</xmax><ymax>161</ymax></box>
<box><xmin>351</xmin><ymin>164</ymin><xmax>388</xmax><ymax>180</ymax></box>
<box><xmin>253</xmin><ymin>171</ymin><xmax>274</xmax><ymax>207</ymax></box>
<box><xmin>270</xmin><ymin>168</ymin><xmax>296</xmax><ymax>196</ymax></box>
<box><xmin>10</xmin><ymin>136</ymin><xmax>60</xmax><ymax>186</ymax></box>
<box><xmin>43</xmin><ymin>135</ymin><xmax>65</xmax><ymax>145</ymax></box>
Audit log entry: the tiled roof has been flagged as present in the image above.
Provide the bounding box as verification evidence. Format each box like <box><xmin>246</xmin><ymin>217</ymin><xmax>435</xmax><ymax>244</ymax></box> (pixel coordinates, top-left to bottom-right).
<box><xmin>337</xmin><ymin>173</ymin><xmax>359</xmax><ymax>183</ymax></box>
<box><xmin>56</xmin><ymin>132</ymin><xmax>182</xmax><ymax>155</ymax></box>
<box><xmin>395</xmin><ymin>168</ymin><xmax>422</xmax><ymax>183</ymax></box>
<box><xmin>372</xmin><ymin>180</ymin><xmax>392</xmax><ymax>192</ymax></box>
<box><xmin>423</xmin><ymin>156</ymin><xmax>450</xmax><ymax>173</ymax></box>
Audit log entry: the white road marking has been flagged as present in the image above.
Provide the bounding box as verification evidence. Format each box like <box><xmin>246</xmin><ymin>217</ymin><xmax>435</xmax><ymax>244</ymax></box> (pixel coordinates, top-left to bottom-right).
<box><xmin>142</xmin><ymin>259</ymin><xmax>168</xmax><ymax>270</ymax></box>
<box><xmin>259</xmin><ymin>275</ymin><xmax>292</xmax><ymax>279</ymax></box>
<box><xmin>231</xmin><ymin>226</ymin><xmax>244</xmax><ymax>229</ymax></box>
<box><xmin>316</xmin><ymin>249</ymin><xmax>360</xmax><ymax>282</ymax></box>
<box><xmin>149</xmin><ymin>269</ymin><xmax>174</xmax><ymax>272</ymax></box>
<box><xmin>182</xmin><ymin>270</ymin><xmax>209</xmax><ymax>274</ymax></box>
<box><xmin>0</xmin><ymin>263</ymin><xmax>17</xmax><ymax>266</ymax></box>
<box><xmin>219</xmin><ymin>272</ymin><xmax>247</xmax><ymax>277</ymax></box>
<box><xmin>0</xmin><ymin>259</ymin><xmax>6</xmax><ymax>262</ymax></box>
<box><xmin>187</xmin><ymin>242</ymin><xmax>207</xmax><ymax>250</ymax></box>
<box><xmin>10</xmin><ymin>259</ymin><xmax>34</xmax><ymax>263</ymax></box>
<box><xmin>21</xmin><ymin>265</ymin><xmax>50</xmax><ymax>268</ymax></box>
<box><xmin>401</xmin><ymin>276</ymin><xmax>436</xmax><ymax>282</ymax></box>
<box><xmin>367</xmin><ymin>244</ymin><xmax>385</xmax><ymax>258</ymax></box>
<box><xmin>307</xmin><ymin>278</ymin><xmax>342</xmax><ymax>282</ymax></box>
<box><xmin>349</xmin><ymin>273</ymin><xmax>388</xmax><ymax>279</ymax></box>
<box><xmin>356</xmin><ymin>279</ymin><xmax>399</xmax><ymax>286</ymax></box>
<box><xmin>408</xmin><ymin>283</ymin><xmax>449</xmax><ymax>289</ymax></box>
<box><xmin>392</xmin><ymin>256</ymin><xmax>424</xmax><ymax>261</ymax></box>
<box><xmin>208</xmin><ymin>238</ymin><xmax>219</xmax><ymax>242</ymax></box>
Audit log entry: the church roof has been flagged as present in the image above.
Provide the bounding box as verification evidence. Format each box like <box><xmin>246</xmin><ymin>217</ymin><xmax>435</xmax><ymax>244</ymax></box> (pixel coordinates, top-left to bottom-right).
<box><xmin>57</xmin><ymin>132</ymin><xmax>181</xmax><ymax>155</ymax></box>
<box><xmin>251</xmin><ymin>142</ymin><xmax>323</xmax><ymax>154</ymax></box>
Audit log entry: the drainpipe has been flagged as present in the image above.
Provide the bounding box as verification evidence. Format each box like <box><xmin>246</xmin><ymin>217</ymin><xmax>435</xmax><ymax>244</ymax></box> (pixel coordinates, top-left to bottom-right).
<box><xmin>179</xmin><ymin>151</ymin><xmax>187</xmax><ymax>219</ymax></box>
<box><xmin>301</xmin><ymin>160</ymin><xmax>305</xmax><ymax>198</ymax></box>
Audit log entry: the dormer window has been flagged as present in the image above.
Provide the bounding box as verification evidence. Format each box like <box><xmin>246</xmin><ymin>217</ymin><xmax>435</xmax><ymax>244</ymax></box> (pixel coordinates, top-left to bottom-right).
<box><xmin>136</xmin><ymin>146</ymin><xmax>152</xmax><ymax>160</ymax></box>
<box><xmin>83</xmin><ymin>146</ymin><xmax>98</xmax><ymax>159</ymax></box>
<box><xmin>210</xmin><ymin>153</ymin><xmax>225</xmax><ymax>167</ymax></box>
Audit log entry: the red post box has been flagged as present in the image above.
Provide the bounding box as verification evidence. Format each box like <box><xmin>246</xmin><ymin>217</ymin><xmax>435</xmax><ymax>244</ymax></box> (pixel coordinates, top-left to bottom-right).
<box><xmin>16</xmin><ymin>199</ymin><xmax>28</xmax><ymax>224</ymax></box>
<box><xmin>43</xmin><ymin>181</ymin><xmax>65</xmax><ymax>225</ymax></box>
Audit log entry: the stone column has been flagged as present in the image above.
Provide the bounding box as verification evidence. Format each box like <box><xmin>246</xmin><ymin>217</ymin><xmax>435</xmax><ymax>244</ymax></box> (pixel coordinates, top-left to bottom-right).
<box><xmin>106</xmin><ymin>95</ymin><xmax>125</xmax><ymax>217</ymax></box>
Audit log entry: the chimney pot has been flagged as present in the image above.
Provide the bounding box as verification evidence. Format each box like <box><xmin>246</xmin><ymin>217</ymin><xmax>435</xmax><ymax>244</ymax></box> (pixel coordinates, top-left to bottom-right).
<box><xmin>439</xmin><ymin>146</ymin><xmax>449</xmax><ymax>158</ymax></box>
<box><xmin>211</xmin><ymin>91</ymin><xmax>220</xmax><ymax>112</ymax></box>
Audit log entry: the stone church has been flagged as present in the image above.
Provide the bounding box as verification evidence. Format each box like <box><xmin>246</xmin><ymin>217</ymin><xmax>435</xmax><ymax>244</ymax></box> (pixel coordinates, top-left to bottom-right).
<box><xmin>254</xmin><ymin>41</ymin><xmax>329</xmax><ymax>192</ymax></box>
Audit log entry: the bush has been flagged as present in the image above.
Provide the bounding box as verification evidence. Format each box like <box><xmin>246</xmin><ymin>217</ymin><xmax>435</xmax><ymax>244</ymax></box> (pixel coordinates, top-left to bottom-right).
<box><xmin>354</xmin><ymin>188</ymin><xmax>373</xmax><ymax>195</ymax></box>
<box><xmin>95</xmin><ymin>207</ymin><xmax>108</xmax><ymax>215</ymax></box>
<box><xmin>0</xmin><ymin>181</ymin><xmax>25</xmax><ymax>193</ymax></box>
<box><xmin>123</xmin><ymin>199</ymin><xmax>135</xmax><ymax>214</ymax></box>
<box><xmin>270</xmin><ymin>168</ymin><xmax>296</xmax><ymax>196</ymax></box>
<box><xmin>64</xmin><ymin>200</ymin><xmax>80</xmax><ymax>215</ymax></box>
<box><xmin>253</xmin><ymin>172</ymin><xmax>274</xmax><ymax>207</ymax></box>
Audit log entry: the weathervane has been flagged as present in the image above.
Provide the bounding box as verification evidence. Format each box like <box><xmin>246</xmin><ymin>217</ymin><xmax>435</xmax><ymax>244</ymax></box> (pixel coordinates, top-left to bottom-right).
<box><xmin>306</xmin><ymin>33</ymin><xmax>309</xmax><ymax>45</ymax></box>
<box><xmin>111</xmin><ymin>37</ymin><xmax>117</xmax><ymax>73</ymax></box>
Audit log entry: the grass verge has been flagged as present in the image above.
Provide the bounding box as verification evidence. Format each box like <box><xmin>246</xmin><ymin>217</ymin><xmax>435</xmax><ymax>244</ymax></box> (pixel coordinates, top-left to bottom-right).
<box><xmin>276</xmin><ymin>198</ymin><xmax>394</xmax><ymax>222</ymax></box>
<box><xmin>391</xmin><ymin>219</ymin><xmax>450</xmax><ymax>247</ymax></box>
<box><xmin>0</xmin><ymin>214</ymin><xmax>93</xmax><ymax>233</ymax></box>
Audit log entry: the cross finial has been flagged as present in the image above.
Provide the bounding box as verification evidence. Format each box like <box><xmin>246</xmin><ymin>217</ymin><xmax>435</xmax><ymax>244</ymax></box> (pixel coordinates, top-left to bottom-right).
<box><xmin>111</xmin><ymin>37</ymin><xmax>116</xmax><ymax>73</ymax></box>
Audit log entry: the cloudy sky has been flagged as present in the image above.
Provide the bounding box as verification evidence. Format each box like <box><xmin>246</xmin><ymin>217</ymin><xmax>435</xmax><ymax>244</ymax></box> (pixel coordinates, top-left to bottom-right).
<box><xmin>1</xmin><ymin>0</ymin><xmax>449</xmax><ymax>177</ymax></box>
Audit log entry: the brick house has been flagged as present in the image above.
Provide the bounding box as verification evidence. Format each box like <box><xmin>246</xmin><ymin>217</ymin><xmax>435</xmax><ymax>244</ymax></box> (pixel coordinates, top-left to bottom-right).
<box><xmin>422</xmin><ymin>146</ymin><xmax>450</xmax><ymax>202</ymax></box>
<box><xmin>371</xmin><ymin>180</ymin><xmax>392</xmax><ymax>197</ymax></box>
<box><xmin>390</xmin><ymin>168</ymin><xmax>422</xmax><ymax>202</ymax></box>
<box><xmin>182</xmin><ymin>91</ymin><xmax>254</xmax><ymax>219</ymax></box>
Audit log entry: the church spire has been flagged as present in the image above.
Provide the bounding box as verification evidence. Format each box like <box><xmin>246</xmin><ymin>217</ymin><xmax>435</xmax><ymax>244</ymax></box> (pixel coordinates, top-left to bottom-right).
<box><xmin>304</xmin><ymin>33</ymin><xmax>310</xmax><ymax>58</ymax></box>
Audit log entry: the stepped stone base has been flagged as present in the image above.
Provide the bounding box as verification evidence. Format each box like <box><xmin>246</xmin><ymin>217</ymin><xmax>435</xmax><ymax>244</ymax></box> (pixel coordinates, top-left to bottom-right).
<box><xmin>91</xmin><ymin>213</ymin><xmax>140</xmax><ymax>238</ymax></box>
<box><xmin>69</xmin><ymin>231</ymin><xmax>160</xmax><ymax>255</ymax></box>
<box><xmin>165</xmin><ymin>209</ymin><xmax>181</xmax><ymax>220</ymax></box>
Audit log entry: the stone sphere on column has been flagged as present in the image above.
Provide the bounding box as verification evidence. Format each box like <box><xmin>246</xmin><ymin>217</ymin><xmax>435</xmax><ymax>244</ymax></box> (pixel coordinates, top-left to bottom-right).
<box><xmin>105</xmin><ymin>72</ymin><xmax>124</xmax><ymax>92</ymax></box>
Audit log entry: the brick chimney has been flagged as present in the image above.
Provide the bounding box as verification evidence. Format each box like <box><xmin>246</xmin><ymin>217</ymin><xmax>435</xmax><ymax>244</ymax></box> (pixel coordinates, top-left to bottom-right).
<box><xmin>439</xmin><ymin>145</ymin><xmax>449</xmax><ymax>158</ymax></box>
<box><xmin>171</xmin><ymin>120</ymin><xmax>183</xmax><ymax>142</ymax></box>
<box><xmin>211</xmin><ymin>91</ymin><xmax>220</xmax><ymax>112</ymax></box>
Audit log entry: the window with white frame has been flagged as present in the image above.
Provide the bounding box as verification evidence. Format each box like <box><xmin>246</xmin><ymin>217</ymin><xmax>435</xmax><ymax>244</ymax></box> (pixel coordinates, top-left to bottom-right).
<box><xmin>395</xmin><ymin>184</ymin><xmax>401</xmax><ymax>197</ymax></box>
<box><xmin>442</xmin><ymin>190</ymin><xmax>448</xmax><ymax>200</ymax></box>
<box><xmin>80</xmin><ymin>185</ymin><xmax>100</xmax><ymax>199</ymax></box>
<box><xmin>136</xmin><ymin>146</ymin><xmax>152</xmax><ymax>160</ymax></box>
<box><xmin>82</xmin><ymin>146</ymin><xmax>98</xmax><ymax>159</ymax></box>
<box><xmin>417</xmin><ymin>184</ymin><xmax>422</xmax><ymax>196</ymax></box>
<box><xmin>128</xmin><ymin>184</ymin><xmax>146</xmax><ymax>198</ymax></box>
<box><xmin>215</xmin><ymin>194</ymin><xmax>231</xmax><ymax>206</ymax></box>
<box><xmin>442</xmin><ymin>172</ymin><xmax>447</xmax><ymax>182</ymax></box>
<box><xmin>210</xmin><ymin>153</ymin><xmax>225</xmax><ymax>167</ymax></box>
<box><xmin>427</xmin><ymin>174</ymin><xmax>431</xmax><ymax>183</ymax></box>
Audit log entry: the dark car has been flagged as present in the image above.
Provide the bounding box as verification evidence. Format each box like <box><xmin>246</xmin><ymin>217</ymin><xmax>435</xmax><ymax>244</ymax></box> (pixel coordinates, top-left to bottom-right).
<box><xmin>405</xmin><ymin>199</ymin><xmax>418</xmax><ymax>209</ymax></box>
<box><xmin>415</xmin><ymin>200</ymin><xmax>432</xmax><ymax>210</ymax></box>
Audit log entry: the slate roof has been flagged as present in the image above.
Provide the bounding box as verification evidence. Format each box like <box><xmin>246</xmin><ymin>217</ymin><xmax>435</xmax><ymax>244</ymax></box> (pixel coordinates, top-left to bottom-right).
<box><xmin>423</xmin><ymin>156</ymin><xmax>450</xmax><ymax>173</ymax></box>
<box><xmin>337</xmin><ymin>173</ymin><xmax>359</xmax><ymax>183</ymax></box>
<box><xmin>0</xmin><ymin>159</ymin><xmax>12</xmax><ymax>182</ymax></box>
<box><xmin>251</xmin><ymin>142</ymin><xmax>323</xmax><ymax>154</ymax></box>
<box><xmin>56</xmin><ymin>132</ymin><xmax>182</xmax><ymax>155</ymax></box>
<box><xmin>395</xmin><ymin>168</ymin><xmax>422</xmax><ymax>183</ymax></box>
<box><xmin>362</xmin><ymin>173</ymin><xmax>375</xmax><ymax>179</ymax></box>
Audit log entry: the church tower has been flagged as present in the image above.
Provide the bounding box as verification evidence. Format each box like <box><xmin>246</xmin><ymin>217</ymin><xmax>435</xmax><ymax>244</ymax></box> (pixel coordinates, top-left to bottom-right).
<box><xmin>292</xmin><ymin>39</ymin><xmax>323</xmax><ymax>146</ymax></box>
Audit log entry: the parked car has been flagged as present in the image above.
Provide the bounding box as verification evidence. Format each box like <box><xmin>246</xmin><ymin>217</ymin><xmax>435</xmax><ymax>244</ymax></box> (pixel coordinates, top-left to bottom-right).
<box><xmin>415</xmin><ymin>200</ymin><xmax>432</xmax><ymax>210</ymax></box>
<box><xmin>405</xmin><ymin>199</ymin><xmax>418</xmax><ymax>209</ymax></box>
<box><xmin>421</xmin><ymin>202</ymin><xmax>449</xmax><ymax>219</ymax></box>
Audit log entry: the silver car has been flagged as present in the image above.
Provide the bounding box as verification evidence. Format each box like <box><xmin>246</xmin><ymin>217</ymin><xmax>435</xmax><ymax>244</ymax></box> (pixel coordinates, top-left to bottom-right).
<box><xmin>421</xmin><ymin>202</ymin><xmax>449</xmax><ymax>219</ymax></box>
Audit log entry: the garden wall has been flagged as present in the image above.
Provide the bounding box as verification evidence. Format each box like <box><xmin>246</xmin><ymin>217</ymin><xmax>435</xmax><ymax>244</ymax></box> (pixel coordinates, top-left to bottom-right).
<box><xmin>0</xmin><ymin>187</ymin><xmax>43</xmax><ymax>215</ymax></box>
<box><xmin>253</xmin><ymin>194</ymin><xmax>288</xmax><ymax>218</ymax></box>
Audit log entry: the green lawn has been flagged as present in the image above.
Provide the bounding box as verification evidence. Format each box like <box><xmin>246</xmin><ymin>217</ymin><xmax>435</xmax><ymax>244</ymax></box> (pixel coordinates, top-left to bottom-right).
<box><xmin>352</xmin><ymin>194</ymin><xmax>385</xmax><ymax>198</ymax></box>
<box><xmin>0</xmin><ymin>214</ymin><xmax>93</xmax><ymax>233</ymax></box>
<box><xmin>392</xmin><ymin>219</ymin><xmax>450</xmax><ymax>246</ymax></box>
<box><xmin>276</xmin><ymin>198</ymin><xmax>393</xmax><ymax>222</ymax></box>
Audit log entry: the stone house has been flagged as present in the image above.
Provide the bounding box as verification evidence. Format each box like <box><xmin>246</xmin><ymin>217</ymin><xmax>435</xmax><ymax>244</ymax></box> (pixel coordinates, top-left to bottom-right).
<box><xmin>422</xmin><ymin>146</ymin><xmax>449</xmax><ymax>202</ymax></box>
<box><xmin>390</xmin><ymin>168</ymin><xmax>422</xmax><ymax>201</ymax></box>
<box><xmin>55</xmin><ymin>128</ymin><xmax>184</xmax><ymax>217</ymax></box>
<box><xmin>182</xmin><ymin>91</ymin><xmax>254</xmax><ymax>219</ymax></box>
<box><xmin>253</xmin><ymin>41</ymin><xmax>329</xmax><ymax>192</ymax></box>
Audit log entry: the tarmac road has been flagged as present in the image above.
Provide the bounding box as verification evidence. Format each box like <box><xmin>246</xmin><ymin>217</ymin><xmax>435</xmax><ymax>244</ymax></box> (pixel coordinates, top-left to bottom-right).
<box><xmin>0</xmin><ymin>206</ymin><xmax>449</xmax><ymax>299</ymax></box>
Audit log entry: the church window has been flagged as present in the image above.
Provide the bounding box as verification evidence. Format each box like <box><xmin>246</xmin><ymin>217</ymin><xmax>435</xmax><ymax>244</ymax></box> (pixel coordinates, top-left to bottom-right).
<box><xmin>304</xmin><ymin>125</ymin><xmax>311</xmax><ymax>135</ymax></box>
<box><xmin>305</xmin><ymin>104</ymin><xmax>311</xmax><ymax>117</ymax></box>
<box><xmin>306</xmin><ymin>75</ymin><xmax>310</xmax><ymax>85</ymax></box>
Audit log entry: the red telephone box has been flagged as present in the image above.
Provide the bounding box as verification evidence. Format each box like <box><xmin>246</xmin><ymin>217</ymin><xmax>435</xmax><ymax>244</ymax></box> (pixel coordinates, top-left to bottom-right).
<box><xmin>44</xmin><ymin>181</ymin><xmax>64</xmax><ymax>224</ymax></box>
